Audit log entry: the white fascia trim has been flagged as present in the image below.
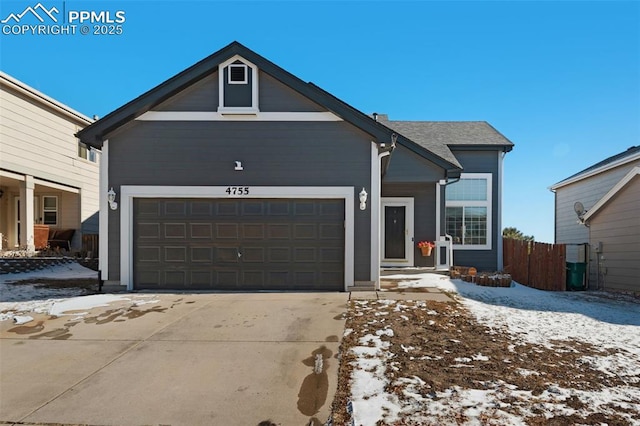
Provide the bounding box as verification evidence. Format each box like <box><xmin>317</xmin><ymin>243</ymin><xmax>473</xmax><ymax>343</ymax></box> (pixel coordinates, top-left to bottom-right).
<box><xmin>119</xmin><ymin>186</ymin><xmax>355</xmax><ymax>291</ymax></box>
<box><xmin>33</xmin><ymin>178</ymin><xmax>80</xmax><ymax>193</ymax></box>
<box><xmin>137</xmin><ymin>111</ymin><xmax>343</xmax><ymax>121</ymax></box>
<box><xmin>497</xmin><ymin>152</ymin><xmax>504</xmax><ymax>270</ymax></box>
<box><xmin>0</xmin><ymin>169</ymin><xmax>27</xmax><ymax>181</ymax></box>
<box><xmin>435</xmin><ymin>181</ymin><xmax>441</xmax><ymax>239</ymax></box>
<box><xmin>218</xmin><ymin>54</ymin><xmax>259</xmax><ymax>112</ymax></box>
<box><xmin>550</xmin><ymin>151</ymin><xmax>640</xmax><ymax>191</ymax></box>
<box><xmin>583</xmin><ymin>166</ymin><xmax>640</xmax><ymax>222</ymax></box>
<box><xmin>99</xmin><ymin>140</ymin><xmax>109</xmax><ymax>280</ymax></box>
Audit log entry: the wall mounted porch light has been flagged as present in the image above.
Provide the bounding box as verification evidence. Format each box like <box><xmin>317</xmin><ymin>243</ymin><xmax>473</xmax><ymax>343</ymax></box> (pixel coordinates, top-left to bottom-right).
<box><xmin>107</xmin><ymin>187</ymin><xmax>118</xmax><ymax>210</ymax></box>
<box><xmin>359</xmin><ymin>187</ymin><xmax>368</xmax><ymax>210</ymax></box>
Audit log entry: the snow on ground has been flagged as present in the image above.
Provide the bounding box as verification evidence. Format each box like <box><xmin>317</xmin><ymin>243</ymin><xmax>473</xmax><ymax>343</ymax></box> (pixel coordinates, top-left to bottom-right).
<box><xmin>0</xmin><ymin>264</ymin><xmax>156</xmax><ymax>322</ymax></box>
<box><xmin>349</xmin><ymin>308</ymin><xmax>402</xmax><ymax>424</ymax></box>
<box><xmin>345</xmin><ymin>273</ymin><xmax>640</xmax><ymax>425</ymax></box>
<box><xmin>386</xmin><ymin>273</ymin><xmax>640</xmax><ymax>357</ymax></box>
<box><xmin>1</xmin><ymin>262</ymin><xmax>97</xmax><ymax>301</ymax></box>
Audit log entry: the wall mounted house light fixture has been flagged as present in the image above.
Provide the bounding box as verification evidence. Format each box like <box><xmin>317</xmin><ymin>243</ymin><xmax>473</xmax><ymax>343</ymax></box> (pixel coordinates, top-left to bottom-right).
<box><xmin>359</xmin><ymin>187</ymin><xmax>368</xmax><ymax>210</ymax></box>
<box><xmin>107</xmin><ymin>187</ymin><xmax>118</xmax><ymax>210</ymax></box>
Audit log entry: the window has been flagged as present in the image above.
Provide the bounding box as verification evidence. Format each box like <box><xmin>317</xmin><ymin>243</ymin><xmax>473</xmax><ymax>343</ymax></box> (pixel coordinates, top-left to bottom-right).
<box><xmin>78</xmin><ymin>141</ymin><xmax>96</xmax><ymax>162</ymax></box>
<box><xmin>43</xmin><ymin>196</ymin><xmax>58</xmax><ymax>225</ymax></box>
<box><xmin>218</xmin><ymin>55</ymin><xmax>259</xmax><ymax>114</ymax></box>
<box><xmin>445</xmin><ymin>174</ymin><xmax>492</xmax><ymax>249</ymax></box>
<box><xmin>228</xmin><ymin>64</ymin><xmax>248</xmax><ymax>84</ymax></box>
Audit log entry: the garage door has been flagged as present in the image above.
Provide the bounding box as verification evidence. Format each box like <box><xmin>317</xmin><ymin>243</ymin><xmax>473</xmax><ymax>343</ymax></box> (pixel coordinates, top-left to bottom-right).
<box><xmin>133</xmin><ymin>198</ymin><xmax>345</xmax><ymax>291</ymax></box>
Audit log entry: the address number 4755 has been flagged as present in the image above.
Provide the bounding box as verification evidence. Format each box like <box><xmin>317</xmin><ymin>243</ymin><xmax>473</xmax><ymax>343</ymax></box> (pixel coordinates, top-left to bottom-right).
<box><xmin>226</xmin><ymin>186</ymin><xmax>250</xmax><ymax>195</ymax></box>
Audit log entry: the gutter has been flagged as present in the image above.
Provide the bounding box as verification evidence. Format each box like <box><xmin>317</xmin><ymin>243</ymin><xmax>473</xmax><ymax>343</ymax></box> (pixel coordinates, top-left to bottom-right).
<box><xmin>549</xmin><ymin>150</ymin><xmax>640</xmax><ymax>190</ymax></box>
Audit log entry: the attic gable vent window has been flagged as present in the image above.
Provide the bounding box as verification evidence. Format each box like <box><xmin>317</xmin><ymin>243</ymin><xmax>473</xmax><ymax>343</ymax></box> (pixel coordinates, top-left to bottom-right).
<box><xmin>228</xmin><ymin>64</ymin><xmax>248</xmax><ymax>84</ymax></box>
<box><xmin>218</xmin><ymin>55</ymin><xmax>259</xmax><ymax>114</ymax></box>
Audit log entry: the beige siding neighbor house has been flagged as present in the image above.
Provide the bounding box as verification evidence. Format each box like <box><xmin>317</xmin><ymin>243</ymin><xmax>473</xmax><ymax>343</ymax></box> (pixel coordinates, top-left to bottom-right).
<box><xmin>581</xmin><ymin>167</ymin><xmax>640</xmax><ymax>294</ymax></box>
<box><xmin>550</xmin><ymin>146</ymin><xmax>640</xmax><ymax>293</ymax></box>
<box><xmin>0</xmin><ymin>71</ymin><xmax>99</xmax><ymax>252</ymax></box>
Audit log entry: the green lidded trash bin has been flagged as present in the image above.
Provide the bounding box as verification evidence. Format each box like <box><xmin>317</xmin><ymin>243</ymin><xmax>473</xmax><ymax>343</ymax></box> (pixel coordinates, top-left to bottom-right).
<box><xmin>566</xmin><ymin>262</ymin><xmax>586</xmax><ymax>290</ymax></box>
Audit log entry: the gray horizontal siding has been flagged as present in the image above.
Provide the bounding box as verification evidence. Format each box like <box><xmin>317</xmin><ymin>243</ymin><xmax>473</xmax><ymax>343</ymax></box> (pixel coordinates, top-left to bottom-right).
<box><xmin>449</xmin><ymin>149</ymin><xmax>500</xmax><ymax>271</ymax></box>
<box><xmin>384</xmin><ymin>145</ymin><xmax>445</xmax><ymax>182</ymax></box>
<box><xmin>109</xmin><ymin>121</ymin><xmax>371</xmax><ymax>185</ymax></box>
<box><xmin>587</xmin><ymin>177</ymin><xmax>640</xmax><ymax>293</ymax></box>
<box><xmin>107</xmin><ymin>120</ymin><xmax>373</xmax><ymax>282</ymax></box>
<box><xmin>223</xmin><ymin>66</ymin><xmax>253</xmax><ymax>108</ymax></box>
<box><xmin>155</xmin><ymin>73</ymin><xmax>218</xmax><ymax>111</ymax></box>
<box><xmin>382</xmin><ymin>183</ymin><xmax>437</xmax><ymax>267</ymax></box>
<box><xmin>259</xmin><ymin>73</ymin><xmax>326</xmax><ymax>112</ymax></box>
<box><xmin>154</xmin><ymin>70</ymin><xmax>327</xmax><ymax>113</ymax></box>
<box><xmin>450</xmin><ymin>149</ymin><xmax>498</xmax><ymax>174</ymax></box>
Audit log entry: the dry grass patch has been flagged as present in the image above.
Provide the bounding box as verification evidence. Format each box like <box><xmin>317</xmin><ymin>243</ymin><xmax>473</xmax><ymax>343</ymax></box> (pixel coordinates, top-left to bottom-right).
<box><xmin>331</xmin><ymin>298</ymin><xmax>639</xmax><ymax>425</ymax></box>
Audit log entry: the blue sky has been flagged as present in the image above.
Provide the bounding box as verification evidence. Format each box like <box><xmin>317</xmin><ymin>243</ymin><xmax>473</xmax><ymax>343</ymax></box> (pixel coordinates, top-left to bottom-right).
<box><xmin>1</xmin><ymin>0</ymin><xmax>638</xmax><ymax>243</ymax></box>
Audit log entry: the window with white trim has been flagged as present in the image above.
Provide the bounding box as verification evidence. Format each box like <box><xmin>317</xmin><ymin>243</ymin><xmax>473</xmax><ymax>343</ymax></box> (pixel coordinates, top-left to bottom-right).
<box><xmin>228</xmin><ymin>64</ymin><xmax>248</xmax><ymax>84</ymax></box>
<box><xmin>43</xmin><ymin>196</ymin><xmax>58</xmax><ymax>225</ymax></box>
<box><xmin>445</xmin><ymin>173</ymin><xmax>492</xmax><ymax>249</ymax></box>
<box><xmin>218</xmin><ymin>55</ymin><xmax>259</xmax><ymax>114</ymax></box>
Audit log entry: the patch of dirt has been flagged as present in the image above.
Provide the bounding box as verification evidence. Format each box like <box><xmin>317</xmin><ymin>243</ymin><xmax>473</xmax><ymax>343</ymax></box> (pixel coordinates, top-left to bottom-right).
<box><xmin>330</xmin><ymin>299</ymin><xmax>639</xmax><ymax>425</ymax></box>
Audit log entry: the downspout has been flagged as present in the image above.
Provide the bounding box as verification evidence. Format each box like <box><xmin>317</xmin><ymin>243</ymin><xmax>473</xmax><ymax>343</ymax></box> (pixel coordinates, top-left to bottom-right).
<box><xmin>438</xmin><ymin>176</ymin><xmax>461</xmax><ymax>269</ymax></box>
<box><xmin>551</xmin><ymin>187</ymin><xmax>557</xmax><ymax>243</ymax></box>
<box><xmin>371</xmin><ymin>135</ymin><xmax>396</xmax><ymax>290</ymax></box>
<box><xmin>98</xmin><ymin>140</ymin><xmax>109</xmax><ymax>283</ymax></box>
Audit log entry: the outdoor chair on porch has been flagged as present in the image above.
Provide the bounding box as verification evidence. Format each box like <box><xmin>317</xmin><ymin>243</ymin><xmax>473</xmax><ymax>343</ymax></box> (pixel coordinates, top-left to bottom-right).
<box><xmin>47</xmin><ymin>228</ymin><xmax>75</xmax><ymax>251</ymax></box>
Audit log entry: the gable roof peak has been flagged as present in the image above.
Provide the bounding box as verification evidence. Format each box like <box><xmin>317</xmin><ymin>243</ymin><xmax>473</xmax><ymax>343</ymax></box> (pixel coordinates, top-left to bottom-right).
<box><xmin>75</xmin><ymin>42</ymin><xmax>464</xmax><ymax>174</ymax></box>
<box><xmin>551</xmin><ymin>145</ymin><xmax>640</xmax><ymax>189</ymax></box>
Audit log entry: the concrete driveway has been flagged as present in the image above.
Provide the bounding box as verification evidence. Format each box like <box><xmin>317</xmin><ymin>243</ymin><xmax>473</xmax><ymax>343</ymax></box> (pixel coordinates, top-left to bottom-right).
<box><xmin>0</xmin><ymin>292</ymin><xmax>349</xmax><ymax>426</ymax></box>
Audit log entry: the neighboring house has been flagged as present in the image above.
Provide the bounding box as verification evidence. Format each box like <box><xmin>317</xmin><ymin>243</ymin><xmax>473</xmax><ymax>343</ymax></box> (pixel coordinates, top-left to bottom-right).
<box><xmin>550</xmin><ymin>146</ymin><xmax>640</xmax><ymax>293</ymax></box>
<box><xmin>0</xmin><ymin>72</ymin><xmax>99</xmax><ymax>252</ymax></box>
<box><xmin>78</xmin><ymin>41</ymin><xmax>513</xmax><ymax>292</ymax></box>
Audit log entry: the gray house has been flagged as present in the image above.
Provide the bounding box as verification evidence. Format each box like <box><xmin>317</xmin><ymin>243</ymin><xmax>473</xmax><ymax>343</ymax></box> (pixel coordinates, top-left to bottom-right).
<box><xmin>551</xmin><ymin>146</ymin><xmax>640</xmax><ymax>293</ymax></box>
<box><xmin>78</xmin><ymin>42</ymin><xmax>513</xmax><ymax>292</ymax></box>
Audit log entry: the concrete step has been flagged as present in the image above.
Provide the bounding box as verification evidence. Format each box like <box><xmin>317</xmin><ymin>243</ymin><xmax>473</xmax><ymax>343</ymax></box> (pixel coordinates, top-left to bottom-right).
<box><xmin>347</xmin><ymin>285</ymin><xmax>376</xmax><ymax>292</ymax></box>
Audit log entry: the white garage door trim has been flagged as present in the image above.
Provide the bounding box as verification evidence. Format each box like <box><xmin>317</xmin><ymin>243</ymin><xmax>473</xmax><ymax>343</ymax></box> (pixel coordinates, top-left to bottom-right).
<box><xmin>120</xmin><ymin>186</ymin><xmax>355</xmax><ymax>291</ymax></box>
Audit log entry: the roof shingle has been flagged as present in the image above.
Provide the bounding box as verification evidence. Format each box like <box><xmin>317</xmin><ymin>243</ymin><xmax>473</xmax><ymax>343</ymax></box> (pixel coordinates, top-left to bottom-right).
<box><xmin>553</xmin><ymin>145</ymin><xmax>640</xmax><ymax>187</ymax></box>
<box><xmin>377</xmin><ymin>118</ymin><xmax>514</xmax><ymax>168</ymax></box>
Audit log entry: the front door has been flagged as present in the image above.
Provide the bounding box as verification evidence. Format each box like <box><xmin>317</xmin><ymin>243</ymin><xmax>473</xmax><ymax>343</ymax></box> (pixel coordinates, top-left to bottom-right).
<box><xmin>381</xmin><ymin>198</ymin><xmax>414</xmax><ymax>267</ymax></box>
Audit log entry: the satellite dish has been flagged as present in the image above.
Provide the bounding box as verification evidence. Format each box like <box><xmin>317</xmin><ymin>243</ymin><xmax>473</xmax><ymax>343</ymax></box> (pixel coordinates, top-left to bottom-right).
<box><xmin>574</xmin><ymin>201</ymin><xmax>585</xmax><ymax>216</ymax></box>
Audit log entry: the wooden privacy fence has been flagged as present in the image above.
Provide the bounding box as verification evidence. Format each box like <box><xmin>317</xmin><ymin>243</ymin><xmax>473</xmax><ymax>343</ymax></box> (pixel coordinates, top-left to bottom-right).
<box><xmin>503</xmin><ymin>238</ymin><xmax>566</xmax><ymax>291</ymax></box>
<box><xmin>82</xmin><ymin>234</ymin><xmax>99</xmax><ymax>258</ymax></box>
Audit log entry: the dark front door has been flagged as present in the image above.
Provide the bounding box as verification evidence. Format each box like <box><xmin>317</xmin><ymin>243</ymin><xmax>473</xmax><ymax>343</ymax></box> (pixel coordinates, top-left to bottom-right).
<box><xmin>133</xmin><ymin>198</ymin><xmax>345</xmax><ymax>291</ymax></box>
<box><xmin>384</xmin><ymin>206</ymin><xmax>406</xmax><ymax>259</ymax></box>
